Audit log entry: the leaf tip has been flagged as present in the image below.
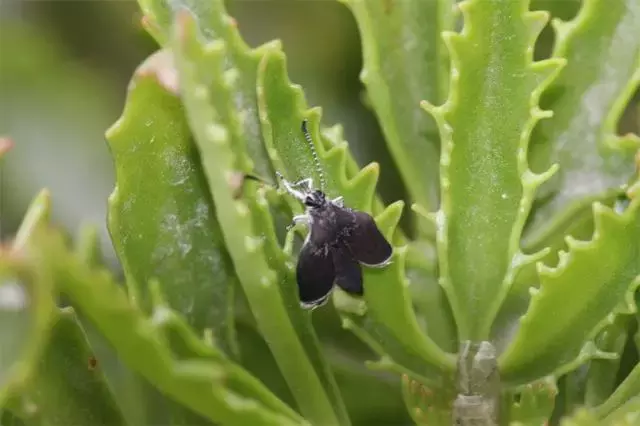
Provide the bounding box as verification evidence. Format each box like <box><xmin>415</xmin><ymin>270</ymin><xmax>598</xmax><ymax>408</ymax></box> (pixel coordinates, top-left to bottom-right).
<box><xmin>133</xmin><ymin>49</ymin><xmax>180</xmax><ymax>95</ymax></box>
<box><xmin>524</xmin><ymin>10</ymin><xmax>550</xmax><ymax>42</ymax></box>
<box><xmin>340</xmin><ymin>316</ymin><xmax>354</xmax><ymax>330</ymax></box>
<box><xmin>0</xmin><ymin>136</ymin><xmax>14</xmax><ymax>157</ymax></box>
<box><xmin>550</xmin><ymin>17</ymin><xmax>572</xmax><ymax>43</ymax></box>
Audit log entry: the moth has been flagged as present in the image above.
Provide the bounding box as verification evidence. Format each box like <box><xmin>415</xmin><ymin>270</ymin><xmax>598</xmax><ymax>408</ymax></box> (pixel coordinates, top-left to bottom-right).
<box><xmin>277</xmin><ymin>120</ymin><xmax>393</xmax><ymax>309</ymax></box>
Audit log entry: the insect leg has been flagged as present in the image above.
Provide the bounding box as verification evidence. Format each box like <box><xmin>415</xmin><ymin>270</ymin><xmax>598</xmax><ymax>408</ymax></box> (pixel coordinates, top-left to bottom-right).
<box><xmin>287</xmin><ymin>214</ymin><xmax>310</xmax><ymax>231</ymax></box>
<box><xmin>283</xmin><ymin>214</ymin><xmax>311</xmax><ymax>255</ymax></box>
<box><xmin>276</xmin><ymin>171</ymin><xmax>307</xmax><ymax>202</ymax></box>
<box><xmin>291</xmin><ymin>178</ymin><xmax>314</xmax><ymax>190</ymax></box>
<box><xmin>331</xmin><ymin>196</ymin><xmax>344</xmax><ymax>207</ymax></box>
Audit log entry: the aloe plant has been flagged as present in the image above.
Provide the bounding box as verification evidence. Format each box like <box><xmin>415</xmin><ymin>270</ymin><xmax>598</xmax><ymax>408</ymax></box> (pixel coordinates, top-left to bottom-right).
<box><xmin>1</xmin><ymin>0</ymin><xmax>639</xmax><ymax>425</ymax></box>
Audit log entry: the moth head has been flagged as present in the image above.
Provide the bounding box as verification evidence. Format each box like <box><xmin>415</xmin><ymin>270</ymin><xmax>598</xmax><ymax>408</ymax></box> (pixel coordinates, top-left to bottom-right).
<box><xmin>304</xmin><ymin>190</ymin><xmax>326</xmax><ymax>209</ymax></box>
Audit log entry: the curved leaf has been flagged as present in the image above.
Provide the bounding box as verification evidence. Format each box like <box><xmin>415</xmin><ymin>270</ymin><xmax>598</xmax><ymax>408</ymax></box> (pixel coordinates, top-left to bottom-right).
<box><xmin>137</xmin><ymin>0</ymin><xmax>274</xmax><ymax>179</ymax></box>
<box><xmin>423</xmin><ymin>0</ymin><xmax>564</xmax><ymax>340</ymax></box>
<box><xmin>257</xmin><ymin>46</ymin><xmax>455</xmax><ymax>381</ymax></box>
<box><xmin>525</xmin><ymin>0</ymin><xmax>640</xmax><ymax>248</ymax></box>
<box><xmin>340</xmin><ymin>0</ymin><xmax>454</xmax><ymax>217</ymax></box>
<box><xmin>499</xmin><ymin>200</ymin><xmax>640</xmax><ymax>385</ymax></box>
<box><xmin>509</xmin><ymin>378</ymin><xmax>557</xmax><ymax>426</ymax></box>
<box><xmin>584</xmin><ymin>313</ymin><xmax>633</xmax><ymax>407</ymax></box>
<box><xmin>13</xmin><ymin>308</ymin><xmax>126</xmax><ymax>425</ymax></box>
<box><xmin>257</xmin><ymin>48</ymin><xmax>381</xmax><ymax>215</ymax></box>
<box><xmin>72</xmin><ymin>225</ymin><xmax>204</xmax><ymax>426</ymax></box>
<box><xmin>599</xmin><ymin>395</ymin><xmax>640</xmax><ymax>425</ymax></box>
<box><xmin>401</xmin><ymin>374</ymin><xmax>455</xmax><ymax>425</ymax></box>
<box><xmin>34</xmin><ymin>227</ymin><xmax>304</xmax><ymax>426</ymax></box>
<box><xmin>559</xmin><ymin>409</ymin><xmax>600</xmax><ymax>426</ymax></box>
<box><xmin>106</xmin><ymin>48</ymin><xmax>238</xmax><ymax>354</ymax></box>
<box><xmin>0</xmin><ymin>191</ymin><xmax>55</xmax><ymax>406</ymax></box>
<box><xmin>12</xmin><ymin>214</ymin><xmax>125</xmax><ymax>425</ymax></box>
<box><xmin>172</xmin><ymin>13</ymin><xmax>348</xmax><ymax>425</ymax></box>
<box><xmin>595</xmin><ymin>360</ymin><xmax>640</xmax><ymax>420</ymax></box>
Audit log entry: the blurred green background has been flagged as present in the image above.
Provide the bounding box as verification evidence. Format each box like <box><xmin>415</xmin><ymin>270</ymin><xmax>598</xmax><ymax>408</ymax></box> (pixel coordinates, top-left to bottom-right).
<box><xmin>0</xmin><ymin>0</ymin><xmax>408</xmax><ymax>269</ymax></box>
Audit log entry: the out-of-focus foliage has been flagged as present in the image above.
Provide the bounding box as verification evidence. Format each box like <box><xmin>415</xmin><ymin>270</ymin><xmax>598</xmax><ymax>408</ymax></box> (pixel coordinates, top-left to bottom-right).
<box><xmin>1</xmin><ymin>0</ymin><xmax>639</xmax><ymax>425</ymax></box>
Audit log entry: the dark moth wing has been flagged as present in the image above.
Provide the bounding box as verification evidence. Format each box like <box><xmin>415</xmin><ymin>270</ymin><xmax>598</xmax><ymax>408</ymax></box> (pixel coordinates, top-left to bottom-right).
<box><xmin>333</xmin><ymin>247</ymin><xmax>363</xmax><ymax>296</ymax></box>
<box><xmin>296</xmin><ymin>242</ymin><xmax>335</xmax><ymax>309</ymax></box>
<box><xmin>344</xmin><ymin>211</ymin><xmax>393</xmax><ymax>267</ymax></box>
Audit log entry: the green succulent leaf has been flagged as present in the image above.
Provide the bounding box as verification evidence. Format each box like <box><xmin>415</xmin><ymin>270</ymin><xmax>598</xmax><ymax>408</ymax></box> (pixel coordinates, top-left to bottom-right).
<box><xmin>172</xmin><ymin>13</ymin><xmax>348</xmax><ymax>425</ymax></box>
<box><xmin>340</xmin><ymin>0</ymin><xmax>453</xmax><ymax>217</ymax></box>
<box><xmin>71</xmin><ymin>225</ymin><xmax>207</xmax><ymax>426</ymax></box>
<box><xmin>509</xmin><ymin>377</ymin><xmax>557</xmax><ymax>426</ymax></box>
<box><xmin>74</xmin><ymin>225</ymin><xmax>104</xmax><ymax>268</ymax></box>
<box><xmin>0</xmin><ymin>410</ymin><xmax>24</xmax><ymax>425</ymax></box>
<box><xmin>257</xmin><ymin>48</ymin><xmax>381</xmax><ymax>215</ymax></box>
<box><xmin>401</xmin><ymin>374</ymin><xmax>455</xmax><ymax>425</ymax></box>
<box><xmin>499</xmin><ymin>199</ymin><xmax>640</xmax><ymax>385</ymax></box>
<box><xmin>137</xmin><ymin>0</ymin><xmax>274</xmax><ymax>179</ymax></box>
<box><xmin>595</xmin><ymin>360</ymin><xmax>640</xmax><ymax>420</ymax></box>
<box><xmin>423</xmin><ymin>0</ymin><xmax>564</xmax><ymax>340</ymax></box>
<box><xmin>105</xmin><ymin>49</ymin><xmax>238</xmax><ymax>355</ymax></box>
<box><xmin>318</xmin><ymin>122</ymin><xmax>389</xmax><ymax>225</ymax></box>
<box><xmin>584</xmin><ymin>313</ymin><xmax>634</xmax><ymax>406</ymax></box>
<box><xmin>32</xmin><ymin>226</ymin><xmax>305</xmax><ymax>426</ymax></box>
<box><xmin>525</xmin><ymin>0</ymin><xmax>640</xmax><ymax>248</ymax></box>
<box><xmin>12</xmin><ymin>190</ymin><xmax>51</xmax><ymax>252</ymax></box>
<box><xmin>0</xmin><ymin>191</ymin><xmax>56</xmax><ymax>407</ymax></box>
<box><xmin>257</xmin><ymin>36</ymin><xmax>454</xmax><ymax>383</ymax></box>
<box><xmin>559</xmin><ymin>409</ymin><xmax>601</xmax><ymax>426</ymax></box>
<box><xmin>13</xmin><ymin>308</ymin><xmax>126</xmax><ymax>425</ymax></box>
<box><xmin>599</xmin><ymin>395</ymin><xmax>640</xmax><ymax>426</ymax></box>
<box><xmin>404</xmin><ymin>241</ymin><xmax>458</xmax><ymax>353</ymax></box>
<box><xmin>10</xmin><ymin>210</ymin><xmax>125</xmax><ymax>425</ymax></box>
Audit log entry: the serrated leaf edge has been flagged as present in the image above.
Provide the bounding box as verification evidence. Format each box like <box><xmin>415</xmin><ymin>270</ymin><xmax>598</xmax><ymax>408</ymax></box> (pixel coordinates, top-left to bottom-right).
<box><xmin>420</xmin><ymin>0</ymin><xmax>566</xmax><ymax>339</ymax></box>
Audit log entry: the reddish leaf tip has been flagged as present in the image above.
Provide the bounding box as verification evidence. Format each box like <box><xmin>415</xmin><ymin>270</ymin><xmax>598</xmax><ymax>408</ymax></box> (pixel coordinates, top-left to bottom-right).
<box><xmin>134</xmin><ymin>49</ymin><xmax>179</xmax><ymax>95</ymax></box>
<box><xmin>0</xmin><ymin>136</ymin><xmax>14</xmax><ymax>156</ymax></box>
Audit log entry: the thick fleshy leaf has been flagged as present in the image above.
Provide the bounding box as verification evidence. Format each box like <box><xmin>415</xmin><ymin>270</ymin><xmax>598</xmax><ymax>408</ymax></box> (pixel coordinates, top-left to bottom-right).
<box><xmin>499</xmin><ymin>200</ymin><xmax>640</xmax><ymax>385</ymax></box>
<box><xmin>584</xmin><ymin>314</ymin><xmax>633</xmax><ymax>406</ymax></box>
<box><xmin>257</xmin><ymin>45</ymin><xmax>455</xmax><ymax>383</ymax></box>
<box><xmin>32</xmin><ymin>227</ymin><xmax>304</xmax><ymax>426</ymax></box>
<box><xmin>423</xmin><ymin>0</ymin><xmax>564</xmax><ymax>340</ymax></box>
<box><xmin>75</xmin><ymin>224</ymin><xmax>103</xmax><ymax>268</ymax></box>
<box><xmin>509</xmin><ymin>378</ymin><xmax>557</xmax><ymax>426</ymax></box>
<box><xmin>0</xmin><ymin>264</ymin><xmax>52</xmax><ymax>408</ymax></box>
<box><xmin>0</xmin><ymin>410</ymin><xmax>23</xmax><ymax>425</ymax></box>
<box><xmin>8</xmin><ymin>203</ymin><xmax>126</xmax><ymax>425</ymax></box>
<box><xmin>599</xmin><ymin>396</ymin><xmax>640</xmax><ymax>425</ymax></box>
<box><xmin>106</xmin><ymin>49</ymin><xmax>238</xmax><ymax>355</ymax></box>
<box><xmin>491</xmin><ymin>193</ymin><xmax>615</xmax><ymax>351</ymax></box>
<box><xmin>407</xmin><ymin>213</ymin><xmax>458</xmax><ymax>354</ymax></box>
<box><xmin>595</xmin><ymin>361</ymin><xmax>640</xmax><ymax>420</ymax></box>
<box><xmin>71</xmin><ymin>225</ymin><xmax>208</xmax><ymax>426</ymax></box>
<box><xmin>13</xmin><ymin>308</ymin><xmax>126</xmax><ymax>425</ymax></box>
<box><xmin>172</xmin><ymin>13</ymin><xmax>348</xmax><ymax>425</ymax></box>
<box><xmin>559</xmin><ymin>409</ymin><xmax>601</xmax><ymax>426</ymax></box>
<box><xmin>340</xmin><ymin>0</ymin><xmax>453</xmax><ymax>217</ymax></box>
<box><xmin>257</xmin><ymin>48</ymin><xmax>381</xmax><ymax>215</ymax></box>
<box><xmin>0</xmin><ymin>191</ymin><xmax>55</xmax><ymax>406</ymax></box>
<box><xmin>525</xmin><ymin>0</ymin><xmax>640</xmax><ymax>248</ymax></box>
<box><xmin>137</xmin><ymin>0</ymin><xmax>274</xmax><ymax>179</ymax></box>
<box><xmin>401</xmin><ymin>374</ymin><xmax>455</xmax><ymax>425</ymax></box>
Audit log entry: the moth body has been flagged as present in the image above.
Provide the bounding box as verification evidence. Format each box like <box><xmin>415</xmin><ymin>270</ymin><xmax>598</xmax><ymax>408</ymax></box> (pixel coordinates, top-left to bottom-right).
<box><xmin>277</xmin><ymin>172</ymin><xmax>393</xmax><ymax>309</ymax></box>
<box><xmin>276</xmin><ymin>119</ymin><xmax>393</xmax><ymax>309</ymax></box>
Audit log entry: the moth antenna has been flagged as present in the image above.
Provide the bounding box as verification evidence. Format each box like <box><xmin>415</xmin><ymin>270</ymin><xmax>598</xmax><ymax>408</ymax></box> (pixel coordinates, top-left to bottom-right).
<box><xmin>301</xmin><ymin>119</ymin><xmax>326</xmax><ymax>191</ymax></box>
